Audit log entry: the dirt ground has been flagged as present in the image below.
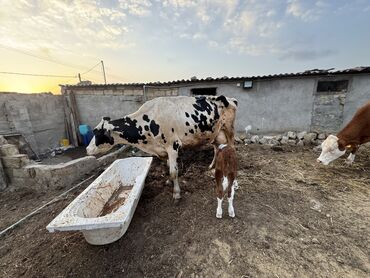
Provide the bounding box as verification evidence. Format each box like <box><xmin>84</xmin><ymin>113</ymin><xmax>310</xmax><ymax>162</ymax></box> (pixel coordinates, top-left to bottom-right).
<box><xmin>0</xmin><ymin>144</ymin><xmax>369</xmax><ymax>278</ymax></box>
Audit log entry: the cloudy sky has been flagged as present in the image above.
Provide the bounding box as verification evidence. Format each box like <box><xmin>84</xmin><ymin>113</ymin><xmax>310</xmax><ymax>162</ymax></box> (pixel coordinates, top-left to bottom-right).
<box><xmin>0</xmin><ymin>0</ymin><xmax>369</xmax><ymax>93</ymax></box>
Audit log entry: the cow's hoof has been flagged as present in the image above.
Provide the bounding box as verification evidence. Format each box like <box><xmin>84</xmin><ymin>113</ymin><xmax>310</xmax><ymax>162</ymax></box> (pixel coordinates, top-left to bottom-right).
<box><xmin>173</xmin><ymin>192</ymin><xmax>181</xmax><ymax>199</ymax></box>
<box><xmin>216</xmin><ymin>209</ymin><xmax>222</xmax><ymax>218</ymax></box>
<box><xmin>228</xmin><ymin>208</ymin><xmax>235</xmax><ymax>218</ymax></box>
<box><xmin>165</xmin><ymin>179</ymin><xmax>172</xmax><ymax>186</ymax></box>
<box><xmin>345</xmin><ymin>159</ymin><xmax>354</xmax><ymax>166</ymax></box>
<box><xmin>173</xmin><ymin>198</ymin><xmax>180</xmax><ymax>205</ymax></box>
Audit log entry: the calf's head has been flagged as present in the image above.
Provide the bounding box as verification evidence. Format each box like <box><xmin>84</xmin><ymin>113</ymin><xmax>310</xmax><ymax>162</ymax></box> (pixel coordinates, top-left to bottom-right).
<box><xmin>317</xmin><ymin>135</ymin><xmax>346</xmax><ymax>165</ymax></box>
<box><xmin>86</xmin><ymin>117</ymin><xmax>115</xmax><ymax>156</ymax></box>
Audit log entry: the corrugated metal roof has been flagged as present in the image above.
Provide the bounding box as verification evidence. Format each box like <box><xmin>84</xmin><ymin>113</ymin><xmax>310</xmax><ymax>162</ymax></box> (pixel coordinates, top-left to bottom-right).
<box><xmin>61</xmin><ymin>66</ymin><xmax>370</xmax><ymax>88</ymax></box>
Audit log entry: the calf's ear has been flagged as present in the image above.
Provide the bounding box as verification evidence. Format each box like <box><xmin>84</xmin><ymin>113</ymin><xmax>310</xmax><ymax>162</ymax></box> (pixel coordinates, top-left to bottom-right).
<box><xmin>103</xmin><ymin>116</ymin><xmax>111</xmax><ymax>121</ymax></box>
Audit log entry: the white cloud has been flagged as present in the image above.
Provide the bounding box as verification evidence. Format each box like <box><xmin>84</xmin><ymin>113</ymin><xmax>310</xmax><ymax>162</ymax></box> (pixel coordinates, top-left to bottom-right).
<box><xmin>0</xmin><ymin>0</ymin><xmax>130</xmax><ymax>58</ymax></box>
<box><xmin>286</xmin><ymin>0</ymin><xmax>327</xmax><ymax>22</ymax></box>
<box><xmin>118</xmin><ymin>0</ymin><xmax>152</xmax><ymax>16</ymax></box>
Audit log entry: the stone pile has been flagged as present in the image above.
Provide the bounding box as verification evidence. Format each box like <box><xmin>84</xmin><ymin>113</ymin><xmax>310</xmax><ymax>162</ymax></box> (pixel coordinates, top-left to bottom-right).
<box><xmin>0</xmin><ymin>136</ymin><xmax>34</xmax><ymax>190</ymax></box>
<box><xmin>239</xmin><ymin>131</ymin><xmax>328</xmax><ymax>146</ymax></box>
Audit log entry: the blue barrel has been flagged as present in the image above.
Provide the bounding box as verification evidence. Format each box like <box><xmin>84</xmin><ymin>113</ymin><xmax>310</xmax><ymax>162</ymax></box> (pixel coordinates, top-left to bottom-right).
<box><xmin>79</xmin><ymin>124</ymin><xmax>94</xmax><ymax>146</ymax></box>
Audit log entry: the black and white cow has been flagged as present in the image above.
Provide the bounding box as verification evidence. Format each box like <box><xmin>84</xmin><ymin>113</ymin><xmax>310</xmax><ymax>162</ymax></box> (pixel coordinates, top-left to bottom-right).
<box><xmin>86</xmin><ymin>95</ymin><xmax>238</xmax><ymax>200</ymax></box>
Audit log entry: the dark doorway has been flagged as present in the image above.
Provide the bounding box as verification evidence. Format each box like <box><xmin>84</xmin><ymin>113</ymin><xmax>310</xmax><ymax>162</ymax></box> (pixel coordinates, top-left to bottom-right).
<box><xmin>191</xmin><ymin>87</ymin><xmax>217</xmax><ymax>96</ymax></box>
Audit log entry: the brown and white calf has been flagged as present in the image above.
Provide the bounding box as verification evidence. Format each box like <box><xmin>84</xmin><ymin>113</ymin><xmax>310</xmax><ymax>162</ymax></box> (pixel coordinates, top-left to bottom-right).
<box><xmin>215</xmin><ymin>144</ymin><xmax>238</xmax><ymax>218</ymax></box>
<box><xmin>317</xmin><ymin>101</ymin><xmax>370</xmax><ymax>165</ymax></box>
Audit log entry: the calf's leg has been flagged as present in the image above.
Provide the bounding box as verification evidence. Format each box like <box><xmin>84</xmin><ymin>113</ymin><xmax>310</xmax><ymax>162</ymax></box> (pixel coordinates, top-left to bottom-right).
<box><xmin>215</xmin><ymin>169</ymin><xmax>224</xmax><ymax>218</ymax></box>
<box><xmin>227</xmin><ymin>176</ymin><xmax>235</xmax><ymax>218</ymax></box>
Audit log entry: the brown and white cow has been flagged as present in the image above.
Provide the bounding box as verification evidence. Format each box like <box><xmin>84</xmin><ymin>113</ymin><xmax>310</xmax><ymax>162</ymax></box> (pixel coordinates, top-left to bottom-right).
<box><xmin>317</xmin><ymin>101</ymin><xmax>370</xmax><ymax>165</ymax></box>
<box><xmin>86</xmin><ymin>95</ymin><xmax>238</xmax><ymax>200</ymax></box>
<box><xmin>214</xmin><ymin>144</ymin><xmax>238</xmax><ymax>218</ymax></box>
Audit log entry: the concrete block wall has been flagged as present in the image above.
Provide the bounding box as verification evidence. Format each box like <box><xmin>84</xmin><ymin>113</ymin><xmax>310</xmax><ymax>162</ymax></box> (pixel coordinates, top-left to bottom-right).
<box><xmin>0</xmin><ymin>92</ymin><xmax>65</xmax><ymax>155</ymax></box>
<box><xmin>178</xmin><ymin>75</ymin><xmax>370</xmax><ymax>134</ymax></box>
<box><xmin>178</xmin><ymin>79</ymin><xmax>315</xmax><ymax>134</ymax></box>
<box><xmin>343</xmin><ymin>75</ymin><xmax>370</xmax><ymax>125</ymax></box>
<box><xmin>64</xmin><ymin>86</ymin><xmax>179</xmax><ymax>128</ymax></box>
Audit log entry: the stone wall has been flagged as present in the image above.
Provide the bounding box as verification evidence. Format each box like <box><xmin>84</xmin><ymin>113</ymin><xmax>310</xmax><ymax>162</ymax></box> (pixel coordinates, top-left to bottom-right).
<box><xmin>0</xmin><ymin>92</ymin><xmax>65</xmax><ymax>155</ymax></box>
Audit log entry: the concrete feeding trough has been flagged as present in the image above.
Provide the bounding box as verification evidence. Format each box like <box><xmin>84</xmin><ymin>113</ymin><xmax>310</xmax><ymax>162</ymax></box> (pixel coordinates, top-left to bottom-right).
<box><xmin>46</xmin><ymin>157</ymin><xmax>153</xmax><ymax>245</ymax></box>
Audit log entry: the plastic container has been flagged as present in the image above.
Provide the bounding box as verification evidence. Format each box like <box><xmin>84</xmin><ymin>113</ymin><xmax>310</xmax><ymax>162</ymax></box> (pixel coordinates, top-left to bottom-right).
<box><xmin>60</xmin><ymin>139</ymin><xmax>69</xmax><ymax>147</ymax></box>
<box><xmin>79</xmin><ymin>124</ymin><xmax>93</xmax><ymax>146</ymax></box>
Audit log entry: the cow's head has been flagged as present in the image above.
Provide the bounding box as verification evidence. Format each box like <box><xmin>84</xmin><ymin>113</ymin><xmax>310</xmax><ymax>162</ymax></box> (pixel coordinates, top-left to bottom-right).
<box><xmin>86</xmin><ymin>117</ymin><xmax>115</xmax><ymax>156</ymax></box>
<box><xmin>317</xmin><ymin>135</ymin><xmax>346</xmax><ymax>165</ymax></box>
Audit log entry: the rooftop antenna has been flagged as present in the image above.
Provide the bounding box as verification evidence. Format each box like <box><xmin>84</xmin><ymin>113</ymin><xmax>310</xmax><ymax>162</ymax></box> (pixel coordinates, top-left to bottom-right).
<box><xmin>101</xmin><ymin>60</ymin><xmax>107</xmax><ymax>84</ymax></box>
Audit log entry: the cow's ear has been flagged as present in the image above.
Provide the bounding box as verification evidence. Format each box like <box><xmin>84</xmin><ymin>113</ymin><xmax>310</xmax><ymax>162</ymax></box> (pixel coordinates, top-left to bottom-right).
<box><xmin>103</xmin><ymin>117</ymin><xmax>111</xmax><ymax>121</ymax></box>
<box><xmin>216</xmin><ymin>95</ymin><xmax>229</xmax><ymax>107</ymax></box>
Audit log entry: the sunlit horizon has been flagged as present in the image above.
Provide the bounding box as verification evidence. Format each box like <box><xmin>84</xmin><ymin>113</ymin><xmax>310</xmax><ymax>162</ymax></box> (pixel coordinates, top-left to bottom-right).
<box><xmin>1</xmin><ymin>0</ymin><xmax>369</xmax><ymax>94</ymax></box>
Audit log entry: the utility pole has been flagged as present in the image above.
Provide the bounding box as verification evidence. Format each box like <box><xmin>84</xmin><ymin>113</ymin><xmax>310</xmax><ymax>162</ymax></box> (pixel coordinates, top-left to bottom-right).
<box><xmin>101</xmin><ymin>60</ymin><xmax>107</xmax><ymax>84</ymax></box>
<box><xmin>78</xmin><ymin>73</ymin><xmax>81</xmax><ymax>82</ymax></box>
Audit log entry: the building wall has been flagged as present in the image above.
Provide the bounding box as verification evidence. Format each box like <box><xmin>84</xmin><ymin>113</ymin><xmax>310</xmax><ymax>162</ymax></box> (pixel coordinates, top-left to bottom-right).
<box><xmin>343</xmin><ymin>75</ymin><xmax>370</xmax><ymax>127</ymax></box>
<box><xmin>179</xmin><ymin>79</ymin><xmax>315</xmax><ymax>134</ymax></box>
<box><xmin>2</xmin><ymin>74</ymin><xmax>367</xmax><ymax>157</ymax></box>
<box><xmin>179</xmin><ymin>75</ymin><xmax>370</xmax><ymax>134</ymax></box>
<box><xmin>64</xmin><ymin>86</ymin><xmax>178</xmax><ymax>129</ymax></box>
<box><xmin>0</xmin><ymin>93</ymin><xmax>65</xmax><ymax>154</ymax></box>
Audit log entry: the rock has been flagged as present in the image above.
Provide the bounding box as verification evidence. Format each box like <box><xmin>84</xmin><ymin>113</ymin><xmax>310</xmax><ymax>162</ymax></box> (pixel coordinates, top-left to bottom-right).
<box><xmin>287</xmin><ymin>139</ymin><xmax>297</xmax><ymax>145</ymax></box>
<box><xmin>280</xmin><ymin>136</ymin><xmax>289</xmax><ymax>144</ymax></box>
<box><xmin>234</xmin><ymin>137</ymin><xmax>243</xmax><ymax>144</ymax></box>
<box><xmin>303</xmin><ymin>133</ymin><xmax>317</xmax><ymax>145</ymax></box>
<box><xmin>0</xmin><ymin>136</ymin><xmax>8</xmax><ymax>145</ymax></box>
<box><xmin>287</xmin><ymin>131</ymin><xmax>297</xmax><ymax>139</ymax></box>
<box><xmin>275</xmin><ymin>134</ymin><xmax>283</xmax><ymax>141</ymax></box>
<box><xmin>0</xmin><ymin>144</ymin><xmax>19</xmax><ymax>157</ymax></box>
<box><xmin>297</xmin><ymin>140</ymin><xmax>304</xmax><ymax>146</ymax></box>
<box><xmin>1</xmin><ymin>154</ymin><xmax>32</xmax><ymax>169</ymax></box>
<box><xmin>270</xmin><ymin>139</ymin><xmax>280</xmax><ymax>145</ymax></box>
<box><xmin>318</xmin><ymin>133</ymin><xmax>326</xmax><ymax>140</ymax></box>
<box><xmin>250</xmin><ymin>135</ymin><xmax>259</xmax><ymax>144</ymax></box>
<box><xmin>310</xmin><ymin>199</ymin><xmax>322</xmax><ymax>212</ymax></box>
<box><xmin>239</xmin><ymin>134</ymin><xmax>247</xmax><ymax>140</ymax></box>
<box><xmin>259</xmin><ymin>136</ymin><xmax>280</xmax><ymax>145</ymax></box>
<box><xmin>259</xmin><ymin>137</ymin><xmax>268</xmax><ymax>145</ymax></box>
<box><xmin>311</xmin><ymin>238</ymin><xmax>320</xmax><ymax>244</ymax></box>
<box><xmin>244</xmin><ymin>139</ymin><xmax>252</xmax><ymax>145</ymax></box>
<box><xmin>297</xmin><ymin>131</ymin><xmax>307</xmax><ymax>140</ymax></box>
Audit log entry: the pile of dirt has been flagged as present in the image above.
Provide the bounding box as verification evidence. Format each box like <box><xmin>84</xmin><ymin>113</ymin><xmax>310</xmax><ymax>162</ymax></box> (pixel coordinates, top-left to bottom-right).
<box><xmin>0</xmin><ymin>144</ymin><xmax>369</xmax><ymax>277</ymax></box>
